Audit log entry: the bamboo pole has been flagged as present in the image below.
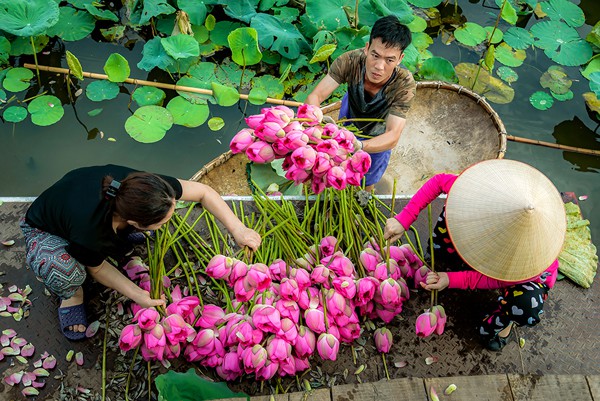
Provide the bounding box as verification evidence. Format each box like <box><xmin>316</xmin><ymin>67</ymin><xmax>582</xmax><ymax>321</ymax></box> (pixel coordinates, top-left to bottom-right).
<box><xmin>23</xmin><ymin>63</ymin><xmax>305</xmax><ymax>108</ymax></box>
<box><xmin>23</xmin><ymin>63</ymin><xmax>600</xmax><ymax>157</ymax></box>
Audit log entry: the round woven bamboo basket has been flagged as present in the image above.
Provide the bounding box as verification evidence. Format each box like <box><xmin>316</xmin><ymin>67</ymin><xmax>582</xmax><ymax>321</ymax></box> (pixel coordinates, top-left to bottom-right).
<box><xmin>190</xmin><ymin>81</ymin><xmax>507</xmax><ymax>195</ymax></box>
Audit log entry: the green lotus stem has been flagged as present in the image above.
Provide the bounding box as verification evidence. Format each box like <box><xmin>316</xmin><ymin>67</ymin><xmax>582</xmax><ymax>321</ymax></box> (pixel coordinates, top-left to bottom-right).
<box><xmin>351</xmin><ymin>345</ymin><xmax>357</xmax><ymax>365</ymax></box>
<box><xmin>428</xmin><ymin>204</ymin><xmax>435</xmax><ymax>273</ymax></box>
<box><xmin>147</xmin><ymin>360</ymin><xmax>151</xmax><ymax>401</ymax></box>
<box><xmin>409</xmin><ymin>226</ymin><xmax>424</xmax><ymax>258</ymax></box>
<box><xmin>173</xmin><ymin>241</ymin><xmax>202</xmax><ymax>301</ymax></box>
<box><xmin>354</xmin><ymin>0</ymin><xmax>359</xmax><ymax>28</ymax></box>
<box><xmin>381</xmin><ymin>353</ymin><xmax>390</xmax><ymax>380</ymax></box>
<box><xmin>21</xmin><ymin>91</ymin><xmax>48</xmax><ymax>103</ymax></box>
<box><xmin>30</xmin><ymin>36</ymin><xmax>41</xmax><ymax>83</ymax></box>
<box><xmin>124</xmin><ymin>345</ymin><xmax>140</xmax><ymax>401</ymax></box>
<box><xmin>321</xmin><ymin>289</ymin><xmax>330</xmax><ymax>330</ymax></box>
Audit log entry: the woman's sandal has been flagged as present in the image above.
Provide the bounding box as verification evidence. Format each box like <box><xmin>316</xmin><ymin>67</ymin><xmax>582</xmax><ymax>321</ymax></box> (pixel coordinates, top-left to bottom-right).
<box><xmin>58</xmin><ymin>304</ymin><xmax>88</xmax><ymax>341</ymax></box>
<box><xmin>485</xmin><ymin>327</ymin><xmax>514</xmax><ymax>351</ymax></box>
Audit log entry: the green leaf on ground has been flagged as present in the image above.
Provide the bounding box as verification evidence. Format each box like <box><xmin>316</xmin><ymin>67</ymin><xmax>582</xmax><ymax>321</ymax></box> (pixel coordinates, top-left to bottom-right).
<box><xmin>529</xmin><ymin>91</ymin><xmax>554</xmax><ymax>110</ymax></box>
<box><xmin>125</xmin><ymin>105</ymin><xmax>173</xmax><ymax>143</ymax></box>
<box><xmin>156</xmin><ymin>369</ymin><xmax>249</xmax><ymax>401</ymax></box>
<box><xmin>28</xmin><ymin>95</ymin><xmax>64</xmax><ymax>126</ymax></box>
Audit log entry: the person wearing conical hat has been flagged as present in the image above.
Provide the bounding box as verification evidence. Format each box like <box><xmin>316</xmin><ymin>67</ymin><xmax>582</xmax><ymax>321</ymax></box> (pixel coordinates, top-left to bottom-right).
<box><xmin>384</xmin><ymin>159</ymin><xmax>567</xmax><ymax>351</ymax></box>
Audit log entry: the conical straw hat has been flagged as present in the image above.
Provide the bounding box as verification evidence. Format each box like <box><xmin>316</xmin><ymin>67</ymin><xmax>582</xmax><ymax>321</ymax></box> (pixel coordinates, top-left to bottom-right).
<box><xmin>445</xmin><ymin>159</ymin><xmax>567</xmax><ymax>282</ymax></box>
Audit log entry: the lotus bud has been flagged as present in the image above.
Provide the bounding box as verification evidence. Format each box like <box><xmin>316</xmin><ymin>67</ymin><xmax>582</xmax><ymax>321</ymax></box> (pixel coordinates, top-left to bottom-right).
<box><xmin>359</xmin><ymin>248</ymin><xmax>382</xmax><ymax>272</ymax></box>
<box><xmin>332</xmin><ymin>276</ymin><xmax>356</xmax><ymax>299</ymax></box>
<box><xmin>266</xmin><ymin>335</ymin><xmax>292</xmax><ymax>362</ymax></box>
<box><xmin>374</xmin><ymin>327</ymin><xmax>393</xmax><ymax>353</ymax></box>
<box><xmin>297</xmin><ymin>103</ymin><xmax>323</xmax><ymax>125</ymax></box>
<box><xmin>289</xmin><ymin>268</ymin><xmax>311</xmax><ymax>290</ymax></box>
<box><xmin>316</xmin><ymin>333</ymin><xmax>340</xmax><ymax>361</ymax></box>
<box><xmin>431</xmin><ymin>305</ymin><xmax>447</xmax><ymax>335</ymax></box>
<box><xmin>241</xmin><ymin>344</ymin><xmax>268</xmax><ymax>373</ymax></box>
<box><xmin>245</xmin><ymin>113</ymin><xmax>264</xmax><ymax>129</ymax></box>
<box><xmin>246</xmin><ymin>141</ymin><xmax>275</xmax><ymax>163</ymax></box>
<box><xmin>326</xmin><ymin>165</ymin><xmax>347</xmax><ymax>190</ymax></box>
<box><xmin>255</xmin><ymin>121</ymin><xmax>285</xmax><ymax>142</ymax></box>
<box><xmin>205</xmin><ymin>254</ymin><xmax>234</xmax><ymax>280</ymax></box>
<box><xmin>415</xmin><ymin>311</ymin><xmax>438</xmax><ymax>338</ymax></box>
<box><xmin>414</xmin><ymin>266</ymin><xmax>432</xmax><ymax>289</ymax></box>
<box><xmin>134</xmin><ymin>308</ymin><xmax>160</xmax><ymax>331</ymax></box>
<box><xmin>230</xmin><ymin>128</ymin><xmax>255</xmax><ymax>153</ymax></box>
<box><xmin>291</xmin><ymin>146</ymin><xmax>317</xmax><ymax>169</ymax></box>
<box><xmin>294</xmin><ymin>326</ymin><xmax>316</xmax><ymax>358</ymax></box>
<box><xmin>304</xmin><ymin>308</ymin><xmax>326</xmax><ymax>334</ymax></box>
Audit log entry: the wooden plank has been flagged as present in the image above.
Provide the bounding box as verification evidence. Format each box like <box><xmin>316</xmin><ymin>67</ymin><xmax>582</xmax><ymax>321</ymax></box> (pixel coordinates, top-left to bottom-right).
<box><xmin>288</xmin><ymin>388</ymin><xmax>331</xmax><ymax>401</ymax></box>
<box><xmin>424</xmin><ymin>375</ymin><xmax>511</xmax><ymax>401</ymax></box>
<box><xmin>587</xmin><ymin>376</ymin><xmax>600</xmax><ymax>401</ymax></box>
<box><xmin>509</xmin><ymin>374</ymin><xmax>593</xmax><ymax>401</ymax></box>
<box><xmin>331</xmin><ymin>378</ymin><xmax>425</xmax><ymax>401</ymax></box>
<box><xmin>250</xmin><ymin>394</ymin><xmax>289</xmax><ymax>401</ymax></box>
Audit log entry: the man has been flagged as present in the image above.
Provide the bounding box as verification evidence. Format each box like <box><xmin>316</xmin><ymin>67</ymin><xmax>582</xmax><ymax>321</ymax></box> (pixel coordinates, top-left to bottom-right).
<box><xmin>306</xmin><ymin>16</ymin><xmax>416</xmax><ymax>191</ymax></box>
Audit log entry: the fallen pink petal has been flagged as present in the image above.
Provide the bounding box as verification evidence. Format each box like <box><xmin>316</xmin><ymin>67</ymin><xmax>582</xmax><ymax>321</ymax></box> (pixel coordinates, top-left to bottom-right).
<box><xmin>42</xmin><ymin>355</ymin><xmax>57</xmax><ymax>370</ymax></box>
<box><xmin>86</xmin><ymin>320</ymin><xmax>101</xmax><ymax>338</ymax></box>
<box><xmin>20</xmin><ymin>343</ymin><xmax>35</xmax><ymax>357</ymax></box>
<box><xmin>21</xmin><ymin>387</ymin><xmax>40</xmax><ymax>397</ymax></box>
<box><xmin>75</xmin><ymin>352</ymin><xmax>84</xmax><ymax>366</ymax></box>
<box><xmin>32</xmin><ymin>368</ymin><xmax>50</xmax><ymax>377</ymax></box>
<box><xmin>1</xmin><ymin>240</ymin><xmax>15</xmax><ymax>246</ymax></box>
<box><xmin>4</xmin><ymin>371</ymin><xmax>23</xmax><ymax>386</ymax></box>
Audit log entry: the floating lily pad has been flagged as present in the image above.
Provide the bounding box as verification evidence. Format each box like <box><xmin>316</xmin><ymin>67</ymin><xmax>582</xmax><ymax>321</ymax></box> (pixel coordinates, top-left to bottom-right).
<box><xmin>412</xmin><ymin>32</ymin><xmax>433</xmax><ymax>51</ymax></box>
<box><xmin>581</xmin><ymin>55</ymin><xmax>600</xmax><ymax>80</ymax></box>
<box><xmin>456</xmin><ymin>62</ymin><xmax>515</xmax><ymax>104</ymax></box>
<box><xmin>66</xmin><ymin>50</ymin><xmax>84</xmax><ymax>80</ymax></box>
<box><xmin>540</xmin><ymin>65</ymin><xmax>572</xmax><ymax>95</ymax></box>
<box><xmin>161</xmin><ymin>34</ymin><xmax>200</xmax><ymax>60</ymax></box>
<box><xmin>86</xmin><ymin>80</ymin><xmax>120</xmax><ymax>102</ymax></box>
<box><xmin>250</xmin><ymin>13</ymin><xmax>308</xmax><ymax>59</ymax></box>
<box><xmin>228</xmin><ymin>27</ymin><xmax>262</xmax><ymax>66</ymax></box>
<box><xmin>530</xmin><ymin>20</ymin><xmax>593</xmax><ymax>66</ymax></box>
<box><xmin>540</xmin><ymin>0</ymin><xmax>584</xmax><ymax>28</ymax></box>
<box><xmin>3</xmin><ymin>67</ymin><xmax>33</xmax><ymax>92</ymax></box>
<box><xmin>583</xmin><ymin>92</ymin><xmax>600</xmax><ymax>115</ymax></box>
<box><xmin>503</xmin><ymin>27</ymin><xmax>534</xmax><ymax>50</ymax></box>
<box><xmin>166</xmin><ymin>96</ymin><xmax>209</xmax><ymax>127</ymax></box>
<box><xmin>252</xmin><ymin>74</ymin><xmax>285</xmax><ymax>99</ymax></box>
<box><xmin>418</xmin><ymin>57</ymin><xmax>458</xmax><ymax>83</ymax></box>
<box><xmin>84</xmin><ymin>4</ymin><xmax>118</xmax><ymax>22</ymax></box>
<box><xmin>28</xmin><ymin>95</ymin><xmax>64</xmax><ymax>126</ymax></box>
<box><xmin>484</xmin><ymin>26</ymin><xmax>503</xmax><ymax>44</ymax></box>
<box><xmin>104</xmin><ymin>53</ymin><xmax>130</xmax><ymax>82</ymax></box>
<box><xmin>8</xmin><ymin>35</ymin><xmax>49</xmax><ymax>56</ymax></box>
<box><xmin>87</xmin><ymin>108</ymin><xmax>103</xmax><ymax>116</ymax></box>
<box><xmin>138</xmin><ymin>37</ymin><xmax>175</xmax><ymax>72</ymax></box>
<box><xmin>207</xmin><ymin>116</ymin><xmax>224</xmax><ymax>131</ymax></box>
<box><xmin>590</xmin><ymin>72</ymin><xmax>600</xmax><ymax>98</ymax></box>
<box><xmin>125</xmin><ymin>105</ymin><xmax>173</xmax><ymax>143</ymax></box>
<box><xmin>551</xmin><ymin>90</ymin><xmax>573</xmax><ymax>101</ymax></box>
<box><xmin>497</xmin><ymin>66</ymin><xmax>519</xmax><ymax>84</ymax></box>
<box><xmin>215</xmin><ymin>62</ymin><xmax>255</xmax><ymax>88</ymax></box>
<box><xmin>407</xmin><ymin>15</ymin><xmax>427</xmax><ymax>32</ymax></box>
<box><xmin>248</xmin><ymin>87</ymin><xmax>268</xmax><ymax>105</ymax></box>
<box><xmin>177</xmin><ymin>0</ymin><xmax>207</xmax><ymax>25</ymax></box>
<box><xmin>529</xmin><ymin>91</ymin><xmax>554</xmax><ymax>110</ymax></box>
<box><xmin>139</xmin><ymin>0</ymin><xmax>176</xmax><ymax>25</ymax></box>
<box><xmin>132</xmin><ymin>87</ymin><xmax>166</xmax><ymax>106</ymax></box>
<box><xmin>3</xmin><ymin>106</ymin><xmax>27</xmax><ymax>123</ymax></box>
<box><xmin>0</xmin><ymin>0</ymin><xmax>59</xmax><ymax>36</ymax></box>
<box><xmin>454</xmin><ymin>22</ymin><xmax>487</xmax><ymax>47</ymax></box>
<box><xmin>494</xmin><ymin>42</ymin><xmax>526</xmax><ymax>67</ymax></box>
<box><xmin>211</xmin><ymin>82</ymin><xmax>239</xmax><ymax>107</ymax></box>
<box><xmin>45</xmin><ymin>7</ymin><xmax>95</xmax><ymax>41</ymax></box>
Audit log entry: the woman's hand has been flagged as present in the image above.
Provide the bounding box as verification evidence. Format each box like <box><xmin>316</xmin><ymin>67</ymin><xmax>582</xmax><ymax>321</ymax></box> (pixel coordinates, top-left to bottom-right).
<box><xmin>134</xmin><ymin>290</ymin><xmax>166</xmax><ymax>308</ymax></box>
<box><xmin>232</xmin><ymin>225</ymin><xmax>262</xmax><ymax>251</ymax></box>
<box><xmin>383</xmin><ymin>218</ymin><xmax>405</xmax><ymax>242</ymax></box>
<box><xmin>420</xmin><ymin>272</ymin><xmax>449</xmax><ymax>291</ymax></box>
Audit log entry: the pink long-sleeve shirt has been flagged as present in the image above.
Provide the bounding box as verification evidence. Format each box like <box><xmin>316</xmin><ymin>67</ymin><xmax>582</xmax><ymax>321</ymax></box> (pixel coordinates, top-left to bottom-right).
<box><xmin>394</xmin><ymin>174</ymin><xmax>558</xmax><ymax>290</ymax></box>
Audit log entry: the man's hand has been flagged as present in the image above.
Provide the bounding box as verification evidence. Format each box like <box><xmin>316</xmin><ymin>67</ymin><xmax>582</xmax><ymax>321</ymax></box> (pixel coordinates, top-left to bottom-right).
<box><xmin>419</xmin><ymin>272</ymin><xmax>449</xmax><ymax>291</ymax></box>
<box><xmin>232</xmin><ymin>226</ymin><xmax>261</xmax><ymax>251</ymax></box>
<box><xmin>384</xmin><ymin>218</ymin><xmax>405</xmax><ymax>242</ymax></box>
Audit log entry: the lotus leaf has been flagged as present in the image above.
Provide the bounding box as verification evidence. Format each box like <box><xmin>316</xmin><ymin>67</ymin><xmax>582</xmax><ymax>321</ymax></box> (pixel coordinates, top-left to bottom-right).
<box><xmin>100</xmin><ymin>26</ymin><xmax>126</xmax><ymax>42</ymax></box>
<box><xmin>228</xmin><ymin>27</ymin><xmax>262</xmax><ymax>66</ymax></box>
<box><xmin>0</xmin><ymin>37</ymin><xmax>10</xmax><ymax>64</ymax></box>
<box><xmin>66</xmin><ymin>50</ymin><xmax>84</xmax><ymax>80</ymax></box>
<box><xmin>178</xmin><ymin>0</ymin><xmax>208</xmax><ymax>25</ymax></box>
<box><xmin>273</xmin><ymin>6</ymin><xmax>300</xmax><ymax>23</ymax></box>
<box><xmin>156</xmin><ymin>14</ymin><xmax>175</xmax><ymax>36</ymax></box>
<box><xmin>540</xmin><ymin>65</ymin><xmax>571</xmax><ymax>95</ymax></box>
<box><xmin>310</xmin><ymin>44</ymin><xmax>336</xmax><ymax>64</ymax></box>
<box><xmin>248</xmin><ymin>87</ymin><xmax>268</xmax><ymax>105</ymax></box>
<box><xmin>484</xmin><ymin>26</ymin><xmax>503</xmax><ymax>44</ymax></box>
<box><xmin>176</xmin><ymin>76</ymin><xmax>213</xmax><ymax>104</ymax></box>
<box><xmin>125</xmin><ymin>105</ymin><xmax>173</xmax><ymax>143</ymax></box>
<box><xmin>418</xmin><ymin>57</ymin><xmax>457</xmax><ymax>83</ymax></box>
<box><xmin>104</xmin><ymin>53</ymin><xmax>130</xmax><ymax>83</ymax></box>
<box><xmin>497</xmin><ymin>66</ymin><xmax>519</xmax><ymax>84</ymax></box>
<box><xmin>211</xmin><ymin>82</ymin><xmax>239</xmax><ymax>107</ymax></box>
<box><xmin>132</xmin><ymin>87</ymin><xmax>166</xmax><ymax>106</ymax></box>
<box><xmin>210</xmin><ymin>21</ymin><xmax>244</xmax><ymax>47</ymax></box>
<box><xmin>252</xmin><ymin>74</ymin><xmax>285</xmax><ymax>99</ymax></box>
<box><xmin>530</xmin><ymin>20</ymin><xmax>593</xmax><ymax>66</ymax></box>
<box><xmin>500</xmin><ymin>0</ymin><xmax>517</xmax><ymax>25</ymax></box>
<box><xmin>138</xmin><ymin>37</ymin><xmax>175</xmax><ymax>72</ymax></box>
<box><xmin>503</xmin><ymin>27</ymin><xmax>534</xmax><ymax>50</ymax></box>
<box><xmin>261</xmin><ymin>50</ymin><xmax>282</xmax><ymax>65</ymax></box>
<box><xmin>305</xmin><ymin>0</ymin><xmax>352</xmax><ymax>31</ymax></box>
<box><xmin>407</xmin><ymin>0</ymin><xmax>442</xmax><ymax>7</ymax></box>
<box><xmin>192</xmin><ymin>25</ymin><xmax>210</xmax><ymax>43</ymax></box>
<box><xmin>0</xmin><ymin>68</ymin><xmax>9</xmax><ymax>87</ymax></box>
<box><xmin>540</xmin><ymin>0</ymin><xmax>584</xmax><ymax>28</ymax></box>
<box><xmin>166</xmin><ymin>96</ymin><xmax>209</xmax><ymax>127</ymax></box>
<box><xmin>0</xmin><ymin>88</ymin><xmax>5</xmax><ymax>101</ymax></box>
<box><xmin>529</xmin><ymin>91</ymin><xmax>554</xmax><ymax>110</ymax></box>
<box><xmin>198</xmin><ymin>41</ymin><xmax>220</xmax><ymax>56</ymax></box>
<box><xmin>45</xmin><ymin>7</ymin><xmax>95</xmax><ymax>41</ymax></box>
<box><xmin>455</xmin><ymin>63</ymin><xmax>515</xmax><ymax>104</ymax></box>
<box><xmin>9</xmin><ymin>35</ymin><xmax>49</xmax><ymax>56</ymax></box>
<box><xmin>494</xmin><ymin>42</ymin><xmax>526</xmax><ymax>67</ymax></box>
<box><xmin>139</xmin><ymin>0</ymin><xmax>176</xmax><ymax>25</ymax></box>
<box><xmin>551</xmin><ymin>90</ymin><xmax>573</xmax><ymax>101</ymax></box>
<box><xmin>582</xmin><ymin>56</ymin><xmax>600</xmax><ymax>80</ymax></box>
<box><xmin>590</xmin><ymin>72</ymin><xmax>600</xmax><ymax>98</ymax></box>
<box><xmin>357</xmin><ymin>0</ymin><xmax>414</xmax><ymax>26</ymax></box>
<box><xmin>156</xmin><ymin>369</ymin><xmax>249</xmax><ymax>401</ymax></box>
<box><xmin>207</xmin><ymin>116</ymin><xmax>224</xmax><ymax>131</ymax></box>
<box><xmin>84</xmin><ymin>4</ymin><xmax>119</xmax><ymax>22</ymax></box>
<box><xmin>3</xmin><ymin>67</ymin><xmax>33</xmax><ymax>92</ymax></box>
<box><xmin>28</xmin><ymin>95</ymin><xmax>64</xmax><ymax>126</ymax></box>
<box><xmin>483</xmin><ymin>45</ymin><xmax>495</xmax><ymax>72</ymax></box>
<box><xmin>583</xmin><ymin>92</ymin><xmax>600</xmax><ymax>115</ymax></box>
<box><xmin>165</xmin><ymin>56</ymin><xmax>199</xmax><ymax>75</ymax></box>
<box><xmin>205</xmin><ymin>14</ymin><xmax>216</xmax><ymax>30</ymax></box>
<box><xmin>251</xmin><ymin>13</ymin><xmax>308</xmax><ymax>59</ymax></box>
<box><xmin>495</xmin><ymin>0</ymin><xmax>537</xmax><ymax>15</ymax></box>
<box><xmin>412</xmin><ymin>32</ymin><xmax>433</xmax><ymax>51</ymax></box>
<box><xmin>281</xmin><ymin>55</ymin><xmax>311</xmax><ymax>76</ymax></box>
<box><xmin>87</xmin><ymin>108</ymin><xmax>103</xmax><ymax>116</ymax></box>
<box><xmin>400</xmin><ymin>43</ymin><xmax>420</xmax><ymax>73</ymax></box>
<box><xmin>587</xmin><ymin>21</ymin><xmax>600</xmax><ymax>49</ymax></box>
<box><xmin>67</xmin><ymin>0</ymin><xmax>93</xmax><ymax>8</ymax></box>
<box><xmin>161</xmin><ymin>35</ymin><xmax>200</xmax><ymax>60</ymax></box>
<box><xmin>0</xmin><ymin>0</ymin><xmax>59</xmax><ymax>36</ymax></box>
<box><xmin>250</xmin><ymin>162</ymin><xmax>304</xmax><ymax>195</ymax></box>
<box><xmin>258</xmin><ymin>0</ymin><xmax>290</xmax><ymax>10</ymax></box>
<box><xmin>86</xmin><ymin>80</ymin><xmax>120</xmax><ymax>102</ymax></box>
<box><xmin>215</xmin><ymin>62</ymin><xmax>255</xmax><ymax>88</ymax></box>
<box><xmin>222</xmin><ymin>0</ymin><xmax>259</xmax><ymax>24</ymax></box>
<box><xmin>407</xmin><ymin>15</ymin><xmax>427</xmax><ymax>33</ymax></box>
<box><xmin>454</xmin><ymin>22</ymin><xmax>487</xmax><ymax>47</ymax></box>
<box><xmin>331</xmin><ymin>26</ymin><xmax>369</xmax><ymax>59</ymax></box>
<box><xmin>3</xmin><ymin>106</ymin><xmax>27</xmax><ymax>123</ymax></box>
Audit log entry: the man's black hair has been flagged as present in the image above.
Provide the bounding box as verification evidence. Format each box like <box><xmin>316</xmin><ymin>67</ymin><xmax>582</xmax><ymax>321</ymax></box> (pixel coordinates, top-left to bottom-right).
<box><xmin>369</xmin><ymin>16</ymin><xmax>412</xmax><ymax>51</ymax></box>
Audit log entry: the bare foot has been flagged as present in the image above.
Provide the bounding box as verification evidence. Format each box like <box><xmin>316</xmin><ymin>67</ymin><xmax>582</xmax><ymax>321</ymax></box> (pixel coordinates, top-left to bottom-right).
<box><xmin>60</xmin><ymin>287</ymin><xmax>86</xmax><ymax>333</ymax></box>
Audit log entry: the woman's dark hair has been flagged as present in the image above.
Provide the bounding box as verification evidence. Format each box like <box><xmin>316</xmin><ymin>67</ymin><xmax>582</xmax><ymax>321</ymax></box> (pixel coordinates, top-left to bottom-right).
<box><xmin>369</xmin><ymin>16</ymin><xmax>412</xmax><ymax>52</ymax></box>
<box><xmin>102</xmin><ymin>172</ymin><xmax>176</xmax><ymax>227</ymax></box>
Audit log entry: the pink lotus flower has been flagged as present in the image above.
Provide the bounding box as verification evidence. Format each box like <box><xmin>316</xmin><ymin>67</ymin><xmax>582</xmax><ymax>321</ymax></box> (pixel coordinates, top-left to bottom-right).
<box><xmin>283</xmin><ymin>131</ymin><xmax>309</xmax><ymax>151</ymax></box>
<box><xmin>135</xmin><ymin>308</ymin><xmax>160</xmax><ymax>331</ymax></box>
<box><xmin>119</xmin><ymin>324</ymin><xmax>142</xmax><ymax>351</ymax></box>
<box><xmin>374</xmin><ymin>327</ymin><xmax>393</xmax><ymax>353</ymax></box>
<box><xmin>294</xmin><ymin>326</ymin><xmax>316</xmax><ymax>358</ymax></box>
<box><xmin>397</xmin><ymin>277</ymin><xmax>410</xmax><ymax>301</ymax></box>
<box><xmin>345</xmin><ymin>168</ymin><xmax>361</xmax><ymax>186</ymax></box>
<box><xmin>333</xmin><ymin>128</ymin><xmax>356</xmax><ymax>151</ymax></box>
<box><xmin>138</xmin><ymin>273</ymin><xmax>151</xmax><ymax>292</ymax></box>
<box><xmin>360</xmin><ymin>248</ymin><xmax>383</xmax><ymax>272</ymax></box>
<box><xmin>316</xmin><ymin>333</ymin><xmax>340</xmax><ymax>361</ymax></box>
<box><xmin>166</xmin><ymin>296</ymin><xmax>201</xmax><ymax>322</ymax></box>
<box><xmin>251</xmin><ymin>304</ymin><xmax>281</xmax><ymax>334</ymax></box>
<box><xmin>186</xmin><ymin>329</ymin><xmax>223</xmax><ymax>361</ymax></box>
<box><xmin>291</xmin><ymin>146</ymin><xmax>317</xmax><ymax>169</ymax></box>
<box><xmin>414</xmin><ymin>266</ymin><xmax>432</xmax><ymax>289</ymax></box>
<box><xmin>355</xmin><ymin>277</ymin><xmax>380</xmax><ymax>307</ymax></box>
<box><xmin>310</xmin><ymin>265</ymin><xmax>332</xmax><ymax>287</ymax></box>
<box><xmin>233</xmin><ymin>276</ymin><xmax>256</xmax><ymax>302</ymax></box>
<box><xmin>312</xmin><ymin>152</ymin><xmax>332</xmax><ymax>176</ymax></box>
<box><xmin>268</xmin><ymin>259</ymin><xmax>287</xmax><ymax>281</ymax></box>
<box><xmin>279</xmin><ymin>278</ymin><xmax>300</xmax><ymax>302</ymax></box>
<box><xmin>230</xmin><ymin>128</ymin><xmax>256</xmax><ymax>153</ymax></box>
<box><xmin>304</xmin><ymin>125</ymin><xmax>323</xmax><ymax>140</ymax></box>
<box><xmin>216</xmin><ymin>351</ymin><xmax>243</xmax><ymax>381</ymax></box>
<box><xmin>245</xmin><ymin>114</ymin><xmax>264</xmax><ymax>129</ymax></box>
<box><xmin>255</xmin><ymin>360</ymin><xmax>279</xmax><ymax>381</ymax></box>
<box><xmin>323</xmin><ymin>252</ymin><xmax>355</xmax><ymax>277</ymax></box>
<box><xmin>278</xmin><ymin>318</ymin><xmax>299</xmax><ymax>343</ymax></box>
<box><xmin>278</xmin><ymin>356</ymin><xmax>297</xmax><ymax>377</ymax></box>
<box><xmin>289</xmin><ymin>268</ymin><xmax>311</xmax><ymax>290</ymax></box>
<box><xmin>162</xmin><ymin>314</ymin><xmax>195</xmax><ymax>345</ymax></box>
<box><xmin>325</xmin><ymin>289</ymin><xmax>347</xmax><ymax>317</ymax></box>
<box><xmin>311</xmin><ymin>174</ymin><xmax>328</xmax><ymax>194</ymax></box>
<box><xmin>415</xmin><ymin>311</ymin><xmax>438</xmax><ymax>338</ymax></box>
<box><xmin>246</xmin><ymin>140</ymin><xmax>275</xmax><ymax>163</ymax></box>
<box><xmin>304</xmin><ymin>308</ymin><xmax>326</xmax><ymax>334</ymax></box>
<box><xmin>266</xmin><ymin>335</ymin><xmax>292</xmax><ymax>362</ymax></box>
<box><xmin>400</xmin><ymin>244</ymin><xmax>424</xmax><ymax>270</ymax></box>
<box><xmin>266</xmin><ymin>105</ymin><xmax>294</xmax><ymax>119</ymax></box>
<box><xmin>228</xmin><ymin>259</ymin><xmax>249</xmax><ymax>284</ymax></box>
<box><xmin>271</xmin><ymin>137</ymin><xmax>290</xmax><ymax>156</ymax></box>
<box><xmin>349</xmin><ymin>150</ymin><xmax>372</xmax><ymax>175</ymax></box>
<box><xmin>379</xmin><ymin>278</ymin><xmax>403</xmax><ymax>307</ymax></box>
<box><xmin>322</xmin><ymin>122</ymin><xmax>339</xmax><ymax>137</ymax></box>
<box><xmin>432</xmin><ymin>305</ymin><xmax>447</xmax><ymax>335</ymax></box>
<box><xmin>261</xmin><ymin>109</ymin><xmax>290</xmax><ymax>128</ymax></box>
<box><xmin>284</xmin><ymin>120</ymin><xmax>304</xmax><ymax>133</ymax></box>
<box><xmin>275</xmin><ymin>299</ymin><xmax>300</xmax><ymax>323</ymax></box>
<box><xmin>195</xmin><ymin>304</ymin><xmax>226</xmax><ymax>329</ymax></box>
<box><xmin>338</xmin><ymin>321</ymin><xmax>361</xmax><ymax>343</ymax></box>
<box><xmin>332</xmin><ymin>276</ymin><xmax>356</xmax><ymax>299</ymax></box>
<box><xmin>284</xmin><ymin>165</ymin><xmax>311</xmax><ymax>185</ymax></box>
<box><xmin>246</xmin><ymin>263</ymin><xmax>272</xmax><ymax>291</ymax></box>
<box><xmin>255</xmin><ymin>122</ymin><xmax>285</xmax><ymax>142</ymax></box>
<box><xmin>297</xmin><ymin>103</ymin><xmax>323</xmax><ymax>125</ymax></box>
<box><xmin>123</xmin><ymin>257</ymin><xmax>148</xmax><ymax>280</ymax></box>
<box><xmin>316</xmin><ymin>139</ymin><xmax>340</xmax><ymax>157</ymax></box>
<box><xmin>205</xmin><ymin>255</ymin><xmax>233</xmax><ymax>280</ymax></box>
<box><xmin>241</xmin><ymin>344</ymin><xmax>268</xmax><ymax>373</ymax></box>
<box><xmin>298</xmin><ymin>286</ymin><xmax>320</xmax><ymax>310</ymax></box>
<box><xmin>164</xmin><ymin>342</ymin><xmax>181</xmax><ymax>359</ymax></box>
<box><xmin>145</xmin><ymin>324</ymin><xmax>167</xmax><ymax>349</ymax></box>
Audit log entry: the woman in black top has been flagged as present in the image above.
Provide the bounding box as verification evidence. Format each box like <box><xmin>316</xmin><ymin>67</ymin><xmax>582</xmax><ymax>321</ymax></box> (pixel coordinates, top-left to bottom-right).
<box><xmin>21</xmin><ymin>164</ymin><xmax>261</xmax><ymax>340</ymax></box>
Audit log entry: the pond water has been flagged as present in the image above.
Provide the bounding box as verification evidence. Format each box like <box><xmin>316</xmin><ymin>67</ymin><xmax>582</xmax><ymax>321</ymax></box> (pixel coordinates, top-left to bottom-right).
<box><xmin>0</xmin><ymin>0</ymin><xmax>598</xmax><ymax>247</ymax></box>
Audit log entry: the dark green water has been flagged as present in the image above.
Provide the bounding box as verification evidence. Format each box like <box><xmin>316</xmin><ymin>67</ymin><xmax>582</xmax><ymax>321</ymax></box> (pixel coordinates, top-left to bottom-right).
<box><xmin>0</xmin><ymin>0</ymin><xmax>598</xmax><ymax>246</ymax></box>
